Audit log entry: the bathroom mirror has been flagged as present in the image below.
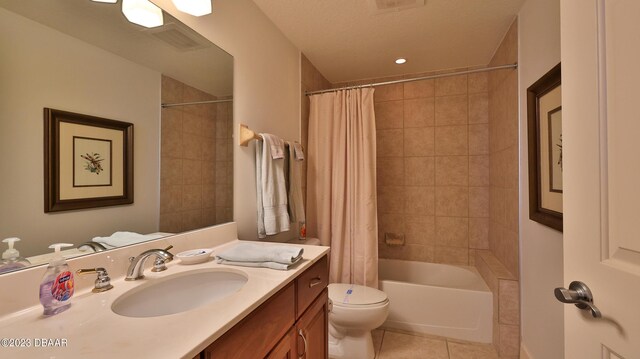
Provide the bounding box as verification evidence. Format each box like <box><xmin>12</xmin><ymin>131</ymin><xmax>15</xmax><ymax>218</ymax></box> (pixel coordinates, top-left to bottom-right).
<box><xmin>0</xmin><ymin>0</ymin><xmax>234</xmax><ymax>272</ymax></box>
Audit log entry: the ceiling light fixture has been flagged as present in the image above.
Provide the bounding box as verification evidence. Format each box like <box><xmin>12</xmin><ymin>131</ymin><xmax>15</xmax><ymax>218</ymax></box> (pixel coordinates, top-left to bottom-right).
<box><xmin>91</xmin><ymin>0</ymin><xmax>118</xmax><ymax>3</ymax></box>
<box><xmin>122</xmin><ymin>0</ymin><xmax>164</xmax><ymax>28</ymax></box>
<box><xmin>395</xmin><ymin>58</ymin><xmax>407</xmax><ymax>65</ymax></box>
<box><xmin>171</xmin><ymin>0</ymin><xmax>212</xmax><ymax>17</ymax></box>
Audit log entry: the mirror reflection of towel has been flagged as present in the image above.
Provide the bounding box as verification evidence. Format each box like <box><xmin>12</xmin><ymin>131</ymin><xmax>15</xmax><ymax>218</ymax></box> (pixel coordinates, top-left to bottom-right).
<box><xmin>92</xmin><ymin>231</ymin><xmax>165</xmax><ymax>248</ymax></box>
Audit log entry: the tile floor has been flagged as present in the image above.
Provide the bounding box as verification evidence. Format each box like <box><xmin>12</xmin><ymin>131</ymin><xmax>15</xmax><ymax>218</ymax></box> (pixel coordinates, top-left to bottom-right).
<box><xmin>372</xmin><ymin>328</ymin><xmax>500</xmax><ymax>359</ymax></box>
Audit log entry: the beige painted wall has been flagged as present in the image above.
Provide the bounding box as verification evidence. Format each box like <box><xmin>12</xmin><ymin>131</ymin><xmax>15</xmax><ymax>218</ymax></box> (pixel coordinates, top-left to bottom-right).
<box><xmin>0</xmin><ymin>8</ymin><xmax>160</xmax><ymax>257</ymax></box>
<box><xmin>487</xmin><ymin>19</ymin><xmax>521</xmax><ymax>358</ymax></box>
<box><xmin>300</xmin><ymin>54</ymin><xmax>332</xmax><ymax>208</ymax></box>
<box><xmin>518</xmin><ymin>0</ymin><xmax>564</xmax><ymax>358</ymax></box>
<box><xmin>153</xmin><ymin>0</ymin><xmax>301</xmax><ymax>241</ymax></box>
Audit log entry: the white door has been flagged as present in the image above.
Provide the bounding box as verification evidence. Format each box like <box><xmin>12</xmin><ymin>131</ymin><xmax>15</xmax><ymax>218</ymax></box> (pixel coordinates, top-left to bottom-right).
<box><xmin>561</xmin><ymin>0</ymin><xmax>640</xmax><ymax>358</ymax></box>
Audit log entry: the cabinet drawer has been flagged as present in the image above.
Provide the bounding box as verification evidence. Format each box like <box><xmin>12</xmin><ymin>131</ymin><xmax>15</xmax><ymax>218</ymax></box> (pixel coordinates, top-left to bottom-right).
<box><xmin>203</xmin><ymin>283</ymin><xmax>295</xmax><ymax>359</ymax></box>
<box><xmin>296</xmin><ymin>255</ymin><xmax>328</xmax><ymax>319</ymax></box>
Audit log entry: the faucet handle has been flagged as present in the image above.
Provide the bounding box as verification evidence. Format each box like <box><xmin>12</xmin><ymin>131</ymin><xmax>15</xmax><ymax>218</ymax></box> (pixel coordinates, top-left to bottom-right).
<box><xmin>163</xmin><ymin>245</ymin><xmax>174</xmax><ymax>260</ymax></box>
<box><xmin>151</xmin><ymin>245</ymin><xmax>174</xmax><ymax>272</ymax></box>
<box><xmin>76</xmin><ymin>267</ymin><xmax>114</xmax><ymax>293</ymax></box>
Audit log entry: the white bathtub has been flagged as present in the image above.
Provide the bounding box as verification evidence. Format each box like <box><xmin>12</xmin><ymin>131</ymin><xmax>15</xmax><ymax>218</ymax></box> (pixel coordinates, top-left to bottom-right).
<box><xmin>378</xmin><ymin>259</ymin><xmax>493</xmax><ymax>343</ymax></box>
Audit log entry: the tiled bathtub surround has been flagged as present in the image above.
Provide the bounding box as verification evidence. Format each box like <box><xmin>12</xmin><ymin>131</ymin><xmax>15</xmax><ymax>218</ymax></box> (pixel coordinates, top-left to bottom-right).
<box><xmin>335</xmin><ymin>69</ymin><xmax>490</xmax><ymax>266</ymax></box>
<box><xmin>160</xmin><ymin>75</ymin><xmax>233</xmax><ymax>233</ymax></box>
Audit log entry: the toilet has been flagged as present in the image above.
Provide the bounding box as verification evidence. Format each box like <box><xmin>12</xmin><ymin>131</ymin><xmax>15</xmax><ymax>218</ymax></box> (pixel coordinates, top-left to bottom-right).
<box><xmin>328</xmin><ymin>283</ymin><xmax>389</xmax><ymax>359</ymax></box>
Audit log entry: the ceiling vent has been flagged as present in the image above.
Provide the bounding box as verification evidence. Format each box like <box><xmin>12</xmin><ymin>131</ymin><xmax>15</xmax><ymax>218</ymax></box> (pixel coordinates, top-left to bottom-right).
<box><xmin>369</xmin><ymin>0</ymin><xmax>426</xmax><ymax>14</ymax></box>
<box><xmin>145</xmin><ymin>22</ymin><xmax>210</xmax><ymax>51</ymax></box>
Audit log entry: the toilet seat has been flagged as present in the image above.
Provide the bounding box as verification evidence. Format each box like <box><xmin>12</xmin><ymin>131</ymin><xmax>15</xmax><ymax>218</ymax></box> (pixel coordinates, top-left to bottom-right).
<box><xmin>328</xmin><ymin>283</ymin><xmax>388</xmax><ymax>308</ymax></box>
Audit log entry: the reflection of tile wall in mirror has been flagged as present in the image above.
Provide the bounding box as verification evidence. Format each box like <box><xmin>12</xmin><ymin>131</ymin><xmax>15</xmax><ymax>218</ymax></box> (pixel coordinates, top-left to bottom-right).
<box><xmin>0</xmin><ymin>0</ymin><xmax>233</xmax><ymax>272</ymax></box>
<box><xmin>160</xmin><ymin>76</ymin><xmax>234</xmax><ymax>233</ymax></box>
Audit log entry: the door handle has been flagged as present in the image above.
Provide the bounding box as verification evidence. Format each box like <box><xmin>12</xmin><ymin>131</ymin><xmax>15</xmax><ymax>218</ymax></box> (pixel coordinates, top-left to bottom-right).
<box><xmin>554</xmin><ymin>281</ymin><xmax>601</xmax><ymax>318</ymax></box>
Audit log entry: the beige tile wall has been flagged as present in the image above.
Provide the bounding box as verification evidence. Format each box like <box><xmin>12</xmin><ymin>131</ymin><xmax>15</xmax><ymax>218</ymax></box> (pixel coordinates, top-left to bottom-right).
<box><xmin>486</xmin><ymin>19</ymin><xmax>520</xmax><ymax>358</ymax></box>
<box><xmin>333</xmin><ymin>70</ymin><xmax>490</xmax><ymax>266</ymax></box>
<box><xmin>160</xmin><ymin>75</ymin><xmax>233</xmax><ymax>233</ymax></box>
<box><xmin>215</xmin><ymin>97</ymin><xmax>234</xmax><ymax>223</ymax></box>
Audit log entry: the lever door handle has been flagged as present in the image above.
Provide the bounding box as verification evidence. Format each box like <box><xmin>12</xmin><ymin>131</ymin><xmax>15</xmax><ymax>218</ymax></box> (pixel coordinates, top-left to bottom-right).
<box><xmin>554</xmin><ymin>281</ymin><xmax>601</xmax><ymax>318</ymax></box>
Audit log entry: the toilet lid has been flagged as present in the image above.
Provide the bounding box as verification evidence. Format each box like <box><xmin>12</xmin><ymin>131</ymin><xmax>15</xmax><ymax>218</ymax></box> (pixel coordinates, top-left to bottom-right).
<box><xmin>328</xmin><ymin>283</ymin><xmax>388</xmax><ymax>306</ymax></box>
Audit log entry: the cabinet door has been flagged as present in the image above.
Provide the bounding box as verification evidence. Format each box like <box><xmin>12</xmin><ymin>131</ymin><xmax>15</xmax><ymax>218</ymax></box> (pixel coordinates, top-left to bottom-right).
<box><xmin>203</xmin><ymin>284</ymin><xmax>295</xmax><ymax>359</ymax></box>
<box><xmin>296</xmin><ymin>289</ymin><xmax>328</xmax><ymax>359</ymax></box>
<box><xmin>266</xmin><ymin>328</ymin><xmax>296</xmax><ymax>359</ymax></box>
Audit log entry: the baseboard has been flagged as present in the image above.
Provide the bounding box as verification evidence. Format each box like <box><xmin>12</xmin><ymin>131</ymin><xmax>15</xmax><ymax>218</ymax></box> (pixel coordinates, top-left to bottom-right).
<box><xmin>520</xmin><ymin>341</ymin><xmax>532</xmax><ymax>359</ymax></box>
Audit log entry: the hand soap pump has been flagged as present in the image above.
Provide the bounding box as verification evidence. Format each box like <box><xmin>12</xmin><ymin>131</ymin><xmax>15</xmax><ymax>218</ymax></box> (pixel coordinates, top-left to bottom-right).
<box><xmin>39</xmin><ymin>243</ymin><xmax>75</xmax><ymax>316</ymax></box>
<box><xmin>0</xmin><ymin>237</ymin><xmax>31</xmax><ymax>274</ymax></box>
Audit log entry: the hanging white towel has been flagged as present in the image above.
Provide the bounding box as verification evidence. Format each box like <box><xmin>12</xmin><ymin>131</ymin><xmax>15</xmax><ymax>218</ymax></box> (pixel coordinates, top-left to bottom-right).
<box><xmin>256</xmin><ymin>133</ymin><xmax>290</xmax><ymax>238</ymax></box>
<box><xmin>287</xmin><ymin>141</ymin><xmax>306</xmax><ymax>223</ymax></box>
<box><xmin>256</xmin><ymin>142</ymin><xmax>266</xmax><ymax>238</ymax></box>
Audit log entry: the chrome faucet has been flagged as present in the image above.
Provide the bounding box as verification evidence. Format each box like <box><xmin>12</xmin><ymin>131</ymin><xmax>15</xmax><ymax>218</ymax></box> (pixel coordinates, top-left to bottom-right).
<box><xmin>78</xmin><ymin>242</ymin><xmax>108</xmax><ymax>252</ymax></box>
<box><xmin>125</xmin><ymin>245</ymin><xmax>174</xmax><ymax>281</ymax></box>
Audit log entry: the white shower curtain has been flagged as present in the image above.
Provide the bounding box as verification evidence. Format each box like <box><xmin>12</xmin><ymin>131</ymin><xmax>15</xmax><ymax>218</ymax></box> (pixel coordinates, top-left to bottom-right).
<box><xmin>306</xmin><ymin>88</ymin><xmax>378</xmax><ymax>288</ymax></box>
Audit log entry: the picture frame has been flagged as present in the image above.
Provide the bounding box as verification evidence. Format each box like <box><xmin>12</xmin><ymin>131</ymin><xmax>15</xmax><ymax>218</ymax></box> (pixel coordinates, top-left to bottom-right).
<box><xmin>527</xmin><ymin>63</ymin><xmax>562</xmax><ymax>231</ymax></box>
<box><xmin>44</xmin><ymin>108</ymin><xmax>134</xmax><ymax>212</ymax></box>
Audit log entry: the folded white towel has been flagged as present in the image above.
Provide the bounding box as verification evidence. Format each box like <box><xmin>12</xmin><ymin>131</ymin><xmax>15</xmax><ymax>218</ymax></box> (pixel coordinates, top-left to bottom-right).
<box><xmin>216</xmin><ymin>257</ymin><xmax>302</xmax><ymax>271</ymax></box>
<box><xmin>215</xmin><ymin>243</ymin><xmax>304</xmax><ymax>264</ymax></box>
<box><xmin>92</xmin><ymin>231</ymin><xmax>165</xmax><ymax>248</ymax></box>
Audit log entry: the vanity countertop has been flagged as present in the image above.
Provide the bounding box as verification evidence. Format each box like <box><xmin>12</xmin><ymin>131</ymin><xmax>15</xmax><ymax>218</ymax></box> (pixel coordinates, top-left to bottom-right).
<box><xmin>0</xmin><ymin>240</ymin><xmax>329</xmax><ymax>359</ymax></box>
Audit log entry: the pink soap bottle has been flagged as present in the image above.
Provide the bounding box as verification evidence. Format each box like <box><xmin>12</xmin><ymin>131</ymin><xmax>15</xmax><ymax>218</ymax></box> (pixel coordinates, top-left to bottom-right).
<box><xmin>39</xmin><ymin>243</ymin><xmax>75</xmax><ymax>316</ymax></box>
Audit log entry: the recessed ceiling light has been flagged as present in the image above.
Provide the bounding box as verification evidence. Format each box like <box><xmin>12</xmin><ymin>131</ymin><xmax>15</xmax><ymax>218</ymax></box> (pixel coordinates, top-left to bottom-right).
<box><xmin>395</xmin><ymin>58</ymin><xmax>407</xmax><ymax>65</ymax></box>
<box><xmin>91</xmin><ymin>0</ymin><xmax>118</xmax><ymax>3</ymax></box>
<box><xmin>122</xmin><ymin>0</ymin><xmax>164</xmax><ymax>28</ymax></box>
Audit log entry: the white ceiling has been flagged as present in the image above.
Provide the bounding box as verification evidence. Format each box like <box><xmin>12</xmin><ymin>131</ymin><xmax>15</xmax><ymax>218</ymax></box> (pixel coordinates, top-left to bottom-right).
<box><xmin>252</xmin><ymin>0</ymin><xmax>525</xmax><ymax>83</ymax></box>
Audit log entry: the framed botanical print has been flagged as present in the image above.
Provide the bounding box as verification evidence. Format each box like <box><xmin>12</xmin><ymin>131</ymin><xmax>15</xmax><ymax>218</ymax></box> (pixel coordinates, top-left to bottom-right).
<box><xmin>44</xmin><ymin>108</ymin><xmax>133</xmax><ymax>212</ymax></box>
<box><xmin>527</xmin><ymin>63</ymin><xmax>562</xmax><ymax>231</ymax></box>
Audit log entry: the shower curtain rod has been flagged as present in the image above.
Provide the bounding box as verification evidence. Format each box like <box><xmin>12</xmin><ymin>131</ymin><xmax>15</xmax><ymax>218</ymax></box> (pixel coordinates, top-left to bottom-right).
<box><xmin>305</xmin><ymin>63</ymin><xmax>518</xmax><ymax>96</ymax></box>
<box><xmin>161</xmin><ymin>98</ymin><xmax>233</xmax><ymax>108</ymax></box>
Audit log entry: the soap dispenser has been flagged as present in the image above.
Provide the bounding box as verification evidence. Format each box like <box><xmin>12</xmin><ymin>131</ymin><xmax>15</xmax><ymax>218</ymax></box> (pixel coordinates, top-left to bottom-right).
<box><xmin>39</xmin><ymin>243</ymin><xmax>75</xmax><ymax>316</ymax></box>
<box><xmin>0</xmin><ymin>237</ymin><xmax>31</xmax><ymax>274</ymax></box>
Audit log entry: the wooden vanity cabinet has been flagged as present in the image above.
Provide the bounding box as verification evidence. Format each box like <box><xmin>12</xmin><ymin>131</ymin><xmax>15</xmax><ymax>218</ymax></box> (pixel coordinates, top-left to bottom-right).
<box><xmin>266</xmin><ymin>328</ymin><xmax>296</xmax><ymax>359</ymax></box>
<box><xmin>201</xmin><ymin>255</ymin><xmax>328</xmax><ymax>359</ymax></box>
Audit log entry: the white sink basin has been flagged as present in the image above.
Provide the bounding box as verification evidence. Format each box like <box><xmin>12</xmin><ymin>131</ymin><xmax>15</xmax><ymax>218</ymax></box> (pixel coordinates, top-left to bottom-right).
<box><xmin>112</xmin><ymin>269</ymin><xmax>248</xmax><ymax>318</ymax></box>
